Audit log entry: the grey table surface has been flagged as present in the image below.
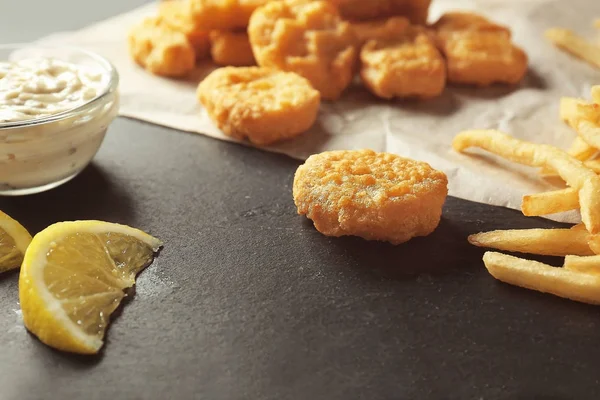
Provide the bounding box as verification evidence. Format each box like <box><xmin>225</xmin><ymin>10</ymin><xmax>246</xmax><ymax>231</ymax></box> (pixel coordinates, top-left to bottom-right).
<box><xmin>2</xmin><ymin>1</ymin><xmax>600</xmax><ymax>400</ymax></box>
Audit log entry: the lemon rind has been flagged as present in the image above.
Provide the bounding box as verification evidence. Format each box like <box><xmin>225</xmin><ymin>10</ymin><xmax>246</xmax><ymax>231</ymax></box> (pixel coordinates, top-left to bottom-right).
<box><xmin>0</xmin><ymin>210</ymin><xmax>32</xmax><ymax>256</ymax></box>
<box><xmin>19</xmin><ymin>220</ymin><xmax>162</xmax><ymax>354</ymax></box>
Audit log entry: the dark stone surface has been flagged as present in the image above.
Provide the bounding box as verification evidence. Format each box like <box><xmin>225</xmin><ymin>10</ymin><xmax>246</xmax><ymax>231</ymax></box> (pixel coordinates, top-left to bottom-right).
<box><xmin>3</xmin><ymin>2</ymin><xmax>600</xmax><ymax>399</ymax></box>
<box><xmin>1</xmin><ymin>119</ymin><xmax>600</xmax><ymax>400</ymax></box>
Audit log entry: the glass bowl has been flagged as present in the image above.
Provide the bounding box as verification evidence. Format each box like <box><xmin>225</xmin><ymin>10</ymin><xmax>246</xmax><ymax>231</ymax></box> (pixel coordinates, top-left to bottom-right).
<box><xmin>0</xmin><ymin>44</ymin><xmax>119</xmax><ymax>196</ymax></box>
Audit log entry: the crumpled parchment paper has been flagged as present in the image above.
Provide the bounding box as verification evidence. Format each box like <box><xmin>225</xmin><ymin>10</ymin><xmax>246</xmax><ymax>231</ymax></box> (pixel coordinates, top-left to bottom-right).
<box><xmin>38</xmin><ymin>0</ymin><xmax>600</xmax><ymax>222</ymax></box>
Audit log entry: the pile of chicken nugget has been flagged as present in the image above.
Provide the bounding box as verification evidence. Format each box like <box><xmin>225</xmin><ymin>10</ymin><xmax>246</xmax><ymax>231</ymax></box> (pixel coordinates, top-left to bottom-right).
<box><xmin>128</xmin><ymin>0</ymin><xmax>528</xmax><ymax>146</ymax></box>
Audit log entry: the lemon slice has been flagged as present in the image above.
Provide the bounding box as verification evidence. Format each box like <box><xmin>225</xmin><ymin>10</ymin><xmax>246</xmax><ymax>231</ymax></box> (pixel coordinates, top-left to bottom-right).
<box><xmin>0</xmin><ymin>210</ymin><xmax>32</xmax><ymax>273</ymax></box>
<box><xmin>19</xmin><ymin>221</ymin><xmax>162</xmax><ymax>354</ymax></box>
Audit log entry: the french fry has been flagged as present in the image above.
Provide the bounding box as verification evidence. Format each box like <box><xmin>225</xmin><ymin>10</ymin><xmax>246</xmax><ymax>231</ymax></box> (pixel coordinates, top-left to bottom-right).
<box><xmin>568</xmin><ymin>136</ymin><xmax>598</xmax><ymax>160</ymax></box>
<box><xmin>539</xmin><ymin>136</ymin><xmax>596</xmax><ymax>177</ymax></box>
<box><xmin>469</xmin><ymin>229</ymin><xmax>593</xmax><ymax>256</ymax></box>
<box><xmin>584</xmin><ymin>158</ymin><xmax>600</xmax><ymax>173</ymax></box>
<box><xmin>540</xmin><ymin>100</ymin><xmax>598</xmax><ymax>177</ymax></box>
<box><xmin>576</xmin><ymin>102</ymin><xmax>600</xmax><ymax>122</ymax></box>
<box><xmin>576</xmin><ymin>120</ymin><xmax>600</xmax><ymax>149</ymax></box>
<box><xmin>521</xmin><ymin>188</ymin><xmax>579</xmax><ymax>216</ymax></box>
<box><xmin>545</xmin><ymin>28</ymin><xmax>600</xmax><ymax>69</ymax></box>
<box><xmin>453</xmin><ymin>129</ymin><xmax>600</xmax><ymax>232</ymax></box>
<box><xmin>587</xmin><ymin>233</ymin><xmax>600</xmax><ymax>255</ymax></box>
<box><xmin>595</xmin><ymin>19</ymin><xmax>600</xmax><ymax>29</ymax></box>
<box><xmin>560</xmin><ymin>97</ymin><xmax>589</xmax><ymax>128</ymax></box>
<box><xmin>564</xmin><ymin>255</ymin><xmax>600</xmax><ymax>274</ymax></box>
<box><xmin>593</xmin><ymin>86</ymin><xmax>600</xmax><ymax>104</ymax></box>
<box><xmin>483</xmin><ymin>251</ymin><xmax>600</xmax><ymax>305</ymax></box>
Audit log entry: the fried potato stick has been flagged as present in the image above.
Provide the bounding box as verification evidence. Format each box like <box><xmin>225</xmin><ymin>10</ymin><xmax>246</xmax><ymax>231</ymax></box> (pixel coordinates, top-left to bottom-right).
<box><xmin>539</xmin><ymin>136</ymin><xmax>597</xmax><ymax>177</ymax></box>
<box><xmin>593</xmin><ymin>86</ymin><xmax>600</xmax><ymax>104</ymax></box>
<box><xmin>560</xmin><ymin>97</ymin><xmax>596</xmax><ymax>127</ymax></box>
<box><xmin>521</xmin><ymin>188</ymin><xmax>579</xmax><ymax>216</ymax></box>
<box><xmin>584</xmin><ymin>158</ymin><xmax>600</xmax><ymax>173</ymax></box>
<box><xmin>575</xmin><ymin>119</ymin><xmax>600</xmax><ymax>148</ymax></box>
<box><xmin>469</xmin><ymin>229</ymin><xmax>593</xmax><ymax>256</ymax></box>
<box><xmin>484</xmin><ymin>251</ymin><xmax>600</xmax><ymax>305</ymax></box>
<box><xmin>568</xmin><ymin>136</ymin><xmax>598</xmax><ymax>160</ymax></box>
<box><xmin>545</xmin><ymin>28</ymin><xmax>600</xmax><ymax>69</ymax></box>
<box><xmin>540</xmin><ymin>98</ymin><xmax>599</xmax><ymax>177</ymax></box>
<box><xmin>564</xmin><ymin>255</ymin><xmax>600</xmax><ymax>274</ymax></box>
<box><xmin>453</xmin><ymin>129</ymin><xmax>600</xmax><ymax>233</ymax></box>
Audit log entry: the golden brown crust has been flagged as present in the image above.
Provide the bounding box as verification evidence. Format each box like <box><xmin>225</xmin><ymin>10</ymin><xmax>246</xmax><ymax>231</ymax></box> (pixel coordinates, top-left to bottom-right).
<box><xmin>433</xmin><ymin>12</ymin><xmax>512</xmax><ymax>37</ymax></box>
<box><xmin>360</xmin><ymin>26</ymin><xmax>446</xmax><ymax>99</ymax></box>
<box><xmin>197</xmin><ymin>67</ymin><xmax>320</xmax><ymax>145</ymax></box>
<box><xmin>210</xmin><ymin>31</ymin><xmax>256</xmax><ymax>66</ymax></box>
<box><xmin>128</xmin><ymin>16</ymin><xmax>196</xmax><ymax>77</ymax></box>
<box><xmin>248</xmin><ymin>0</ymin><xmax>357</xmax><ymax>100</ymax></box>
<box><xmin>328</xmin><ymin>0</ymin><xmax>432</xmax><ymax>24</ymax></box>
<box><xmin>432</xmin><ymin>12</ymin><xmax>528</xmax><ymax>86</ymax></box>
<box><xmin>188</xmin><ymin>0</ymin><xmax>270</xmax><ymax>31</ymax></box>
<box><xmin>351</xmin><ymin>16</ymin><xmax>410</xmax><ymax>46</ymax></box>
<box><xmin>159</xmin><ymin>1</ymin><xmax>210</xmax><ymax>60</ymax></box>
<box><xmin>293</xmin><ymin>149</ymin><xmax>448</xmax><ymax>244</ymax></box>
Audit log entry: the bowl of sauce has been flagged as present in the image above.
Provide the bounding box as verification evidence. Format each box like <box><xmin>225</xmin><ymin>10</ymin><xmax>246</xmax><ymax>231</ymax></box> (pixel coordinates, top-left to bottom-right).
<box><xmin>0</xmin><ymin>44</ymin><xmax>119</xmax><ymax>195</ymax></box>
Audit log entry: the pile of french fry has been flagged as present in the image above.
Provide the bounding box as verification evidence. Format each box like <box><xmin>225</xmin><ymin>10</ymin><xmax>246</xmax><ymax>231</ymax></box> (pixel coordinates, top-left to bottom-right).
<box><xmin>452</xmin><ymin>85</ymin><xmax>600</xmax><ymax>305</ymax></box>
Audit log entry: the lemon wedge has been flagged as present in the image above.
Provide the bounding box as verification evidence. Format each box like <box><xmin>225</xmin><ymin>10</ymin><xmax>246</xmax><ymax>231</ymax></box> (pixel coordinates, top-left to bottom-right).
<box><xmin>19</xmin><ymin>221</ymin><xmax>162</xmax><ymax>354</ymax></box>
<box><xmin>0</xmin><ymin>210</ymin><xmax>32</xmax><ymax>273</ymax></box>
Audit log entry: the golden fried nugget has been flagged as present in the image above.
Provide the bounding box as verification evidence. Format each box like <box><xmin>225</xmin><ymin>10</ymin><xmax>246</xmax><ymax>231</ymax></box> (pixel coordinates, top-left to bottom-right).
<box><xmin>433</xmin><ymin>12</ymin><xmax>528</xmax><ymax>86</ymax></box>
<box><xmin>293</xmin><ymin>150</ymin><xmax>448</xmax><ymax>244</ymax></box>
<box><xmin>197</xmin><ymin>67</ymin><xmax>320</xmax><ymax>145</ymax></box>
<box><xmin>210</xmin><ymin>31</ymin><xmax>256</xmax><ymax>66</ymax></box>
<box><xmin>329</xmin><ymin>0</ymin><xmax>431</xmax><ymax>25</ymax></box>
<box><xmin>128</xmin><ymin>16</ymin><xmax>196</xmax><ymax>77</ymax></box>
<box><xmin>433</xmin><ymin>12</ymin><xmax>511</xmax><ymax>37</ymax></box>
<box><xmin>360</xmin><ymin>26</ymin><xmax>446</xmax><ymax>99</ymax></box>
<box><xmin>351</xmin><ymin>16</ymin><xmax>410</xmax><ymax>46</ymax></box>
<box><xmin>188</xmin><ymin>0</ymin><xmax>270</xmax><ymax>31</ymax></box>
<box><xmin>248</xmin><ymin>0</ymin><xmax>357</xmax><ymax>100</ymax></box>
<box><xmin>159</xmin><ymin>0</ymin><xmax>210</xmax><ymax>59</ymax></box>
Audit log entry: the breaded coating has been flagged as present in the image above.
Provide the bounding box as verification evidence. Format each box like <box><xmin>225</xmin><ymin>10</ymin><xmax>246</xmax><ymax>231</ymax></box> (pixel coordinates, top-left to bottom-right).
<box><xmin>434</xmin><ymin>12</ymin><xmax>511</xmax><ymax>36</ymax></box>
<box><xmin>159</xmin><ymin>0</ymin><xmax>210</xmax><ymax>60</ymax></box>
<box><xmin>210</xmin><ymin>31</ymin><xmax>256</xmax><ymax>66</ymax></box>
<box><xmin>248</xmin><ymin>0</ymin><xmax>357</xmax><ymax>100</ymax></box>
<box><xmin>188</xmin><ymin>0</ymin><xmax>270</xmax><ymax>31</ymax></box>
<box><xmin>328</xmin><ymin>0</ymin><xmax>432</xmax><ymax>25</ymax></box>
<box><xmin>360</xmin><ymin>26</ymin><xmax>446</xmax><ymax>99</ymax></box>
<box><xmin>432</xmin><ymin>12</ymin><xmax>528</xmax><ymax>86</ymax></box>
<box><xmin>128</xmin><ymin>16</ymin><xmax>196</xmax><ymax>77</ymax></box>
<box><xmin>197</xmin><ymin>67</ymin><xmax>320</xmax><ymax>145</ymax></box>
<box><xmin>352</xmin><ymin>16</ymin><xmax>410</xmax><ymax>46</ymax></box>
<box><xmin>293</xmin><ymin>150</ymin><xmax>448</xmax><ymax>244</ymax></box>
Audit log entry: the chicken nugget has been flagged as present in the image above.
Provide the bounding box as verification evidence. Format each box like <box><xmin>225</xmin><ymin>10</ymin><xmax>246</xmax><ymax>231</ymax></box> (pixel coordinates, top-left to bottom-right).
<box><xmin>351</xmin><ymin>16</ymin><xmax>410</xmax><ymax>46</ymax></box>
<box><xmin>433</xmin><ymin>12</ymin><xmax>511</xmax><ymax>36</ymax></box>
<box><xmin>188</xmin><ymin>0</ymin><xmax>270</xmax><ymax>31</ymax></box>
<box><xmin>293</xmin><ymin>149</ymin><xmax>448</xmax><ymax>244</ymax></box>
<box><xmin>329</xmin><ymin>0</ymin><xmax>432</xmax><ymax>25</ymax></box>
<box><xmin>197</xmin><ymin>67</ymin><xmax>320</xmax><ymax>145</ymax></box>
<box><xmin>210</xmin><ymin>31</ymin><xmax>256</xmax><ymax>66</ymax></box>
<box><xmin>159</xmin><ymin>0</ymin><xmax>210</xmax><ymax>60</ymax></box>
<box><xmin>248</xmin><ymin>0</ymin><xmax>357</xmax><ymax>100</ymax></box>
<box><xmin>128</xmin><ymin>16</ymin><xmax>196</xmax><ymax>77</ymax></box>
<box><xmin>360</xmin><ymin>26</ymin><xmax>446</xmax><ymax>99</ymax></box>
<box><xmin>432</xmin><ymin>12</ymin><xmax>528</xmax><ymax>86</ymax></box>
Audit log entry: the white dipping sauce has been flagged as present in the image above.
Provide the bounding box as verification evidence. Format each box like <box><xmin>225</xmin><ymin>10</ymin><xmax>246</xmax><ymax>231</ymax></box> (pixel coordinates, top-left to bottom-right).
<box><xmin>0</xmin><ymin>58</ymin><xmax>108</xmax><ymax>123</ymax></box>
<box><xmin>0</xmin><ymin>54</ymin><xmax>118</xmax><ymax>194</ymax></box>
